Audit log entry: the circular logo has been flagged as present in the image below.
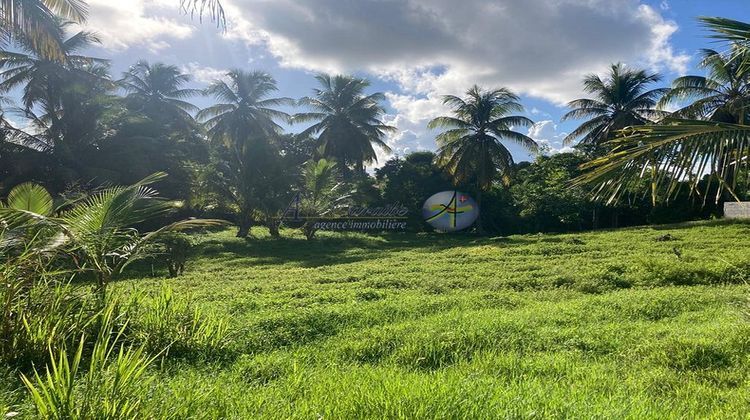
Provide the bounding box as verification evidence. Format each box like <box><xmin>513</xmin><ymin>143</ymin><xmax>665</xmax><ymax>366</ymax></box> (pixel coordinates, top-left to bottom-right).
<box><xmin>422</xmin><ymin>191</ymin><xmax>479</xmax><ymax>232</ymax></box>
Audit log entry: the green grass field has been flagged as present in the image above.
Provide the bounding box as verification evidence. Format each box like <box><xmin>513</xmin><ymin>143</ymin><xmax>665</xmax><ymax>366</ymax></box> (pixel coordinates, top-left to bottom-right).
<box><xmin>8</xmin><ymin>220</ymin><xmax>750</xmax><ymax>418</ymax></box>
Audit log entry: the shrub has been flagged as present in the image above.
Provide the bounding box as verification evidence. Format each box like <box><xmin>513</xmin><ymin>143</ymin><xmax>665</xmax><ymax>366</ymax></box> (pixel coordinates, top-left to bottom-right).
<box><xmin>155</xmin><ymin>232</ymin><xmax>195</xmax><ymax>277</ymax></box>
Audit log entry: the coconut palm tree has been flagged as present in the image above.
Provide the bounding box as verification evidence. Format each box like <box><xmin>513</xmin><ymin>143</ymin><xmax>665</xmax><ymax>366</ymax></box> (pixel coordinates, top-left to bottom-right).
<box><xmin>0</xmin><ymin>173</ymin><xmax>224</xmax><ymax>297</ymax></box>
<box><xmin>294</xmin><ymin>74</ymin><xmax>395</xmax><ymax>176</ymax></box>
<box><xmin>0</xmin><ymin>20</ymin><xmax>107</xmax><ymax>112</ymax></box>
<box><xmin>198</xmin><ymin>70</ymin><xmax>293</xmax><ymax>237</ymax></box>
<box><xmin>120</xmin><ymin>61</ymin><xmax>201</xmax><ymax>128</ymax></box>
<box><xmin>297</xmin><ymin>158</ymin><xmax>349</xmax><ymax>240</ymax></box>
<box><xmin>0</xmin><ymin>0</ymin><xmax>87</xmax><ymax>61</ymax></box>
<box><xmin>198</xmin><ymin>70</ymin><xmax>291</xmax><ymax>151</ymax></box>
<box><xmin>658</xmin><ymin>48</ymin><xmax>750</xmax><ymax>124</ymax></box>
<box><xmin>575</xmin><ymin>17</ymin><xmax>750</xmax><ymax>205</ymax></box>
<box><xmin>2</xmin><ymin>1</ymin><xmax>222</xmax><ymax>61</ymax></box>
<box><xmin>428</xmin><ymin>85</ymin><xmax>537</xmax><ymax>233</ymax></box>
<box><xmin>562</xmin><ymin>63</ymin><xmax>668</xmax><ymax>156</ymax></box>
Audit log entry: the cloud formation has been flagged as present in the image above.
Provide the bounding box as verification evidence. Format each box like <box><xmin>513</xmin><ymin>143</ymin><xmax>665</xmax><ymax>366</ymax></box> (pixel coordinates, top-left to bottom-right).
<box><xmin>527</xmin><ymin>121</ymin><xmax>574</xmax><ymax>155</ymax></box>
<box><xmin>222</xmin><ymin>0</ymin><xmax>688</xmax><ymax>103</ymax></box>
<box><xmin>83</xmin><ymin>0</ymin><xmax>194</xmax><ymax>52</ymax></box>
<box><xmin>218</xmin><ymin>0</ymin><xmax>688</xmax><ymax>163</ymax></box>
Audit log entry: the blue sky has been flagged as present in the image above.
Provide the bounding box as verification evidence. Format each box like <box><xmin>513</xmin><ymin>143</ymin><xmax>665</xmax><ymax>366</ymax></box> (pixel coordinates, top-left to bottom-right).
<box><xmin>69</xmin><ymin>0</ymin><xmax>750</xmax><ymax>166</ymax></box>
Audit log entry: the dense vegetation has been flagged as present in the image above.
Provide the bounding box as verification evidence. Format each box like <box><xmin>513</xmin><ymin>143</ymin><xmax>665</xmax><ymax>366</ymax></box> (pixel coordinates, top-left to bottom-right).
<box><xmin>2</xmin><ymin>7</ymin><xmax>750</xmax><ymax>237</ymax></box>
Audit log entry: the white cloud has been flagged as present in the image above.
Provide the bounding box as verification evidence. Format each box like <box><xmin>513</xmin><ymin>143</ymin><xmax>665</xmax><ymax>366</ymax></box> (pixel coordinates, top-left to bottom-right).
<box><xmin>82</xmin><ymin>0</ymin><xmax>194</xmax><ymax>52</ymax></box>
<box><xmin>221</xmin><ymin>0</ymin><xmax>688</xmax><ymax>103</ymax></box>
<box><xmin>180</xmin><ymin>62</ymin><xmax>227</xmax><ymax>84</ymax></box>
<box><xmin>527</xmin><ymin>120</ymin><xmax>574</xmax><ymax>155</ymax></box>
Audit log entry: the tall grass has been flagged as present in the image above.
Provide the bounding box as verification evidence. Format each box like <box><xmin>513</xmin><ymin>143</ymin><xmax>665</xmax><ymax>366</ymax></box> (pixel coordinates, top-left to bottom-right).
<box><xmin>128</xmin><ymin>285</ymin><xmax>231</xmax><ymax>359</ymax></box>
<box><xmin>21</xmin><ymin>305</ymin><xmax>156</xmax><ymax>419</ymax></box>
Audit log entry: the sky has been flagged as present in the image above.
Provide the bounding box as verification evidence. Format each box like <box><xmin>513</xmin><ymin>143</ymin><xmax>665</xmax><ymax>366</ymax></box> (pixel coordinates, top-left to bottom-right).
<box><xmin>71</xmin><ymin>0</ymin><xmax>750</xmax><ymax>167</ymax></box>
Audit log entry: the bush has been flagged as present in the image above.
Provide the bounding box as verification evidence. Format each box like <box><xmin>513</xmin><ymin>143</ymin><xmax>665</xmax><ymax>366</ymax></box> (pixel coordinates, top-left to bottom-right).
<box><xmin>155</xmin><ymin>232</ymin><xmax>195</xmax><ymax>277</ymax></box>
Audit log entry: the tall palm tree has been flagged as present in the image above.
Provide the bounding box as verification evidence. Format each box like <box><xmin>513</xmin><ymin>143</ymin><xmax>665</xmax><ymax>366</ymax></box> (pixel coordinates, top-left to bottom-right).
<box><xmin>120</xmin><ymin>61</ymin><xmax>201</xmax><ymax>127</ymax></box>
<box><xmin>659</xmin><ymin>48</ymin><xmax>750</xmax><ymax>124</ymax></box>
<box><xmin>294</xmin><ymin>74</ymin><xmax>395</xmax><ymax>176</ymax></box>
<box><xmin>198</xmin><ymin>70</ymin><xmax>293</xmax><ymax>237</ymax></box>
<box><xmin>198</xmin><ymin>70</ymin><xmax>291</xmax><ymax>152</ymax></box>
<box><xmin>575</xmin><ymin>17</ymin><xmax>750</xmax><ymax>205</ymax></box>
<box><xmin>1</xmin><ymin>0</ymin><xmax>87</xmax><ymax>61</ymax></box>
<box><xmin>0</xmin><ymin>20</ymin><xmax>106</xmax><ymax>112</ymax></box>
<box><xmin>0</xmin><ymin>21</ymin><xmax>110</xmax><ymax>181</ymax></box>
<box><xmin>428</xmin><ymin>85</ymin><xmax>537</xmax><ymax>232</ymax></box>
<box><xmin>562</xmin><ymin>63</ymin><xmax>668</xmax><ymax>156</ymax></box>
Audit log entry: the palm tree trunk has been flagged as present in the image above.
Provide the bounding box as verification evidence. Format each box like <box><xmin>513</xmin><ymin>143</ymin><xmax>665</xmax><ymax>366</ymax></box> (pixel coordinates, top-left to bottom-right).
<box><xmin>475</xmin><ymin>187</ymin><xmax>485</xmax><ymax>235</ymax></box>
<box><xmin>236</xmin><ymin>210</ymin><xmax>253</xmax><ymax>238</ymax></box>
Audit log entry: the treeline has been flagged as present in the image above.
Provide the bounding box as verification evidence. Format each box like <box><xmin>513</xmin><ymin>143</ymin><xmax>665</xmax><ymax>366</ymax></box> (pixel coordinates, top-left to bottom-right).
<box><xmin>2</xmin><ymin>13</ymin><xmax>750</xmax><ymax>236</ymax></box>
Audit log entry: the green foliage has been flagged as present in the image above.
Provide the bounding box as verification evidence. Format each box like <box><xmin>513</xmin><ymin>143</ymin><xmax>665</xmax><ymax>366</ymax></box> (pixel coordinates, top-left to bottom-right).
<box><xmin>297</xmin><ymin>158</ymin><xmax>349</xmax><ymax>240</ymax></box>
<box><xmin>429</xmin><ymin>85</ymin><xmax>537</xmax><ymax>192</ymax></box>
<box><xmin>155</xmin><ymin>232</ymin><xmax>194</xmax><ymax>277</ymax></box>
<box><xmin>198</xmin><ymin>70</ymin><xmax>294</xmax><ymax>237</ymax></box>
<box><xmin>376</xmin><ymin>151</ymin><xmax>453</xmax><ymax>230</ymax></box>
<box><xmin>128</xmin><ymin>285</ymin><xmax>230</xmax><ymax>359</ymax></box>
<box><xmin>511</xmin><ymin>153</ymin><xmax>593</xmax><ymax>231</ymax></box>
<box><xmin>562</xmin><ymin>63</ymin><xmax>667</xmax><ymax>156</ymax></box>
<box><xmin>20</xmin><ymin>305</ymin><xmax>156</xmax><ymax>419</ymax></box>
<box><xmin>293</xmin><ymin>73</ymin><xmax>395</xmax><ymax>175</ymax></box>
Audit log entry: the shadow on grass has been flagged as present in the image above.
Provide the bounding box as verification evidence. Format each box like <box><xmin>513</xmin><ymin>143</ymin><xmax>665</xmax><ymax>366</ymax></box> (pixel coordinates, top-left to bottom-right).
<box><xmin>194</xmin><ymin>231</ymin><xmax>512</xmax><ymax>268</ymax></box>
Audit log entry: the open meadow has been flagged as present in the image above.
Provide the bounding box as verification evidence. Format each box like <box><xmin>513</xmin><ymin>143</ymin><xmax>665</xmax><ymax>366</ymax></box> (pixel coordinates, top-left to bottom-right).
<box><xmin>5</xmin><ymin>220</ymin><xmax>749</xmax><ymax>418</ymax></box>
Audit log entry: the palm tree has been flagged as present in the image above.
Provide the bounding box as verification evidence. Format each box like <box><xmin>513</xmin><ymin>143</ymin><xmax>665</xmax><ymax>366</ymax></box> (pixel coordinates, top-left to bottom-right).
<box><xmin>294</xmin><ymin>74</ymin><xmax>395</xmax><ymax>176</ymax></box>
<box><xmin>198</xmin><ymin>70</ymin><xmax>293</xmax><ymax>237</ymax></box>
<box><xmin>562</xmin><ymin>63</ymin><xmax>668</xmax><ymax>156</ymax></box>
<box><xmin>574</xmin><ymin>17</ymin><xmax>750</xmax><ymax>205</ymax></box>
<box><xmin>120</xmin><ymin>61</ymin><xmax>201</xmax><ymax>128</ymax></box>
<box><xmin>0</xmin><ymin>173</ymin><xmax>224</xmax><ymax>297</ymax></box>
<box><xmin>0</xmin><ymin>20</ymin><xmax>107</xmax><ymax>112</ymax></box>
<box><xmin>198</xmin><ymin>70</ymin><xmax>291</xmax><ymax>151</ymax></box>
<box><xmin>1</xmin><ymin>0</ymin><xmax>87</xmax><ymax>61</ymax></box>
<box><xmin>0</xmin><ymin>21</ymin><xmax>111</xmax><ymax>184</ymax></box>
<box><xmin>428</xmin><ymin>85</ymin><xmax>537</xmax><ymax>233</ymax></box>
<box><xmin>659</xmin><ymin>48</ymin><xmax>750</xmax><ymax>124</ymax></box>
<box><xmin>297</xmin><ymin>158</ymin><xmax>349</xmax><ymax>240</ymax></box>
<box><xmin>2</xmin><ymin>1</ymin><xmax>222</xmax><ymax>61</ymax></box>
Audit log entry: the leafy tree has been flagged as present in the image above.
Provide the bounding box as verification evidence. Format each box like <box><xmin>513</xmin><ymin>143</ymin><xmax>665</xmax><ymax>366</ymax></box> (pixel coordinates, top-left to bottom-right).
<box><xmin>428</xmin><ymin>85</ymin><xmax>536</xmax><ymax>233</ymax></box>
<box><xmin>198</xmin><ymin>70</ymin><xmax>293</xmax><ymax>237</ymax></box>
<box><xmin>294</xmin><ymin>74</ymin><xmax>395</xmax><ymax>176</ymax></box>
<box><xmin>562</xmin><ymin>63</ymin><xmax>667</xmax><ymax>156</ymax></box>
<box><xmin>376</xmin><ymin>151</ymin><xmax>452</xmax><ymax>230</ymax></box>
<box><xmin>511</xmin><ymin>153</ymin><xmax>593</xmax><ymax>232</ymax></box>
